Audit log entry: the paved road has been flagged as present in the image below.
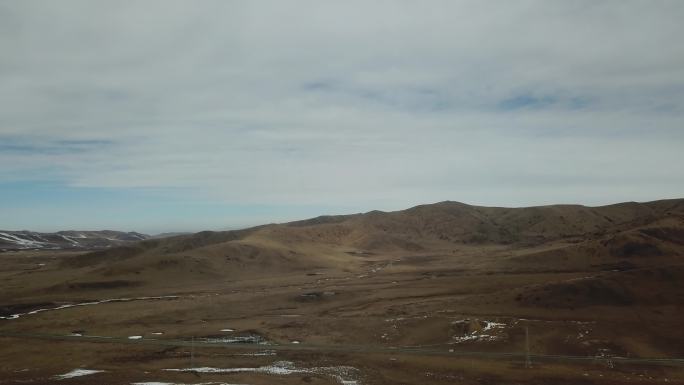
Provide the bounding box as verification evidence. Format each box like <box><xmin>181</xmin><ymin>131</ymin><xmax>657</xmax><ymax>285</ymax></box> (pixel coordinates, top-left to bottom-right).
<box><xmin>2</xmin><ymin>330</ymin><xmax>684</xmax><ymax>367</ymax></box>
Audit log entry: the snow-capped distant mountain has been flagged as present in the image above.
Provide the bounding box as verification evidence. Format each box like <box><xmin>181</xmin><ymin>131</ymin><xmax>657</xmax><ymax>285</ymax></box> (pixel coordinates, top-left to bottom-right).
<box><xmin>0</xmin><ymin>230</ymin><xmax>149</xmax><ymax>251</ymax></box>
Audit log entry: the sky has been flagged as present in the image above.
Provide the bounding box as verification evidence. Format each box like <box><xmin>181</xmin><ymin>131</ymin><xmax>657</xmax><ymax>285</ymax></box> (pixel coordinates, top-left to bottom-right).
<box><xmin>1</xmin><ymin>0</ymin><xmax>683</xmax><ymax>234</ymax></box>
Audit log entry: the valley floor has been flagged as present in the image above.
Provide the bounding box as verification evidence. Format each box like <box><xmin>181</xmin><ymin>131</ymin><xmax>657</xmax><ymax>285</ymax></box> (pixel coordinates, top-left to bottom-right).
<box><xmin>1</xmin><ymin>247</ymin><xmax>683</xmax><ymax>385</ymax></box>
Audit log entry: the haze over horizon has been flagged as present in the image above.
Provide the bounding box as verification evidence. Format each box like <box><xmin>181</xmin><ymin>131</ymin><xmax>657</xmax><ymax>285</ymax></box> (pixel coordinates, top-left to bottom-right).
<box><xmin>1</xmin><ymin>1</ymin><xmax>683</xmax><ymax>234</ymax></box>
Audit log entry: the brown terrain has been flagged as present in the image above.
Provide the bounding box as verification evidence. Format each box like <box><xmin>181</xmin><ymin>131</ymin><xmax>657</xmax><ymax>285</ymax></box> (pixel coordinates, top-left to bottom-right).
<box><xmin>1</xmin><ymin>199</ymin><xmax>683</xmax><ymax>384</ymax></box>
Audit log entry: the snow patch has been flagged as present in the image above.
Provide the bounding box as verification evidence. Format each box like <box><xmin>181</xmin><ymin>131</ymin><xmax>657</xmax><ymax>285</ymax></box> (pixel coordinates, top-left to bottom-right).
<box><xmin>450</xmin><ymin>318</ymin><xmax>507</xmax><ymax>344</ymax></box>
<box><xmin>132</xmin><ymin>382</ymin><xmax>246</xmax><ymax>385</ymax></box>
<box><xmin>452</xmin><ymin>334</ymin><xmax>499</xmax><ymax>343</ymax></box>
<box><xmin>232</xmin><ymin>350</ymin><xmax>276</xmax><ymax>356</ymax></box>
<box><xmin>199</xmin><ymin>335</ymin><xmax>267</xmax><ymax>344</ymax></box>
<box><xmin>164</xmin><ymin>361</ymin><xmax>359</xmax><ymax>385</ymax></box>
<box><xmin>482</xmin><ymin>321</ymin><xmax>506</xmax><ymax>331</ymax></box>
<box><xmin>54</xmin><ymin>369</ymin><xmax>105</xmax><ymax>380</ymax></box>
<box><xmin>59</xmin><ymin>234</ymin><xmax>81</xmax><ymax>245</ymax></box>
<box><xmin>0</xmin><ymin>232</ymin><xmax>47</xmax><ymax>248</ymax></box>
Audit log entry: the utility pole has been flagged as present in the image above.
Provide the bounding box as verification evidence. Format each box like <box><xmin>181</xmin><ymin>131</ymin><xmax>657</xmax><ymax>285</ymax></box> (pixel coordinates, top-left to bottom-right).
<box><xmin>190</xmin><ymin>336</ymin><xmax>195</xmax><ymax>369</ymax></box>
<box><xmin>525</xmin><ymin>325</ymin><xmax>532</xmax><ymax>368</ymax></box>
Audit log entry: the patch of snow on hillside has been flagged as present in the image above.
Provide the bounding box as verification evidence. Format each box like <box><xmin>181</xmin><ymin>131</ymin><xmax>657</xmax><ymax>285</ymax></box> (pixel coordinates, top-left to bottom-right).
<box><xmin>59</xmin><ymin>234</ymin><xmax>81</xmax><ymax>245</ymax></box>
<box><xmin>0</xmin><ymin>232</ymin><xmax>47</xmax><ymax>248</ymax></box>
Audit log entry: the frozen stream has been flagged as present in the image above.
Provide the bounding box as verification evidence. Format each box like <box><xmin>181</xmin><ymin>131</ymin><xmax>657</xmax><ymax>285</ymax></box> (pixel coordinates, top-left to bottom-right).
<box><xmin>164</xmin><ymin>361</ymin><xmax>360</xmax><ymax>385</ymax></box>
<box><xmin>0</xmin><ymin>296</ymin><xmax>179</xmax><ymax>320</ymax></box>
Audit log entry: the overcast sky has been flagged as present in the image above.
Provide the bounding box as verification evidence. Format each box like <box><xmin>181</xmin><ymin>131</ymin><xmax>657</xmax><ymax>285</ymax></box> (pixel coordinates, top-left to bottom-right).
<box><xmin>1</xmin><ymin>0</ymin><xmax>683</xmax><ymax>233</ymax></box>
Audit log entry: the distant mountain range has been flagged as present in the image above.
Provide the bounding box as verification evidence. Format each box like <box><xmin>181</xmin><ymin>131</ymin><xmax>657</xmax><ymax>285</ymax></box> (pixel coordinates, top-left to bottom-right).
<box><xmin>0</xmin><ymin>230</ymin><xmax>149</xmax><ymax>251</ymax></box>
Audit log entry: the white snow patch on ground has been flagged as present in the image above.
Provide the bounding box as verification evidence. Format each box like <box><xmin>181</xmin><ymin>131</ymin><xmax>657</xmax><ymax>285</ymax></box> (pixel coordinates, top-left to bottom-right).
<box><xmin>452</xmin><ymin>334</ymin><xmax>499</xmax><ymax>343</ymax></box>
<box><xmin>482</xmin><ymin>321</ymin><xmax>506</xmax><ymax>331</ymax></box>
<box><xmin>164</xmin><ymin>361</ymin><xmax>359</xmax><ymax>384</ymax></box>
<box><xmin>566</xmin><ymin>276</ymin><xmax>598</xmax><ymax>283</ymax></box>
<box><xmin>450</xmin><ymin>319</ymin><xmax>507</xmax><ymax>344</ymax></box>
<box><xmin>200</xmin><ymin>335</ymin><xmax>267</xmax><ymax>344</ymax></box>
<box><xmin>132</xmin><ymin>383</ymin><xmax>246</xmax><ymax>385</ymax></box>
<box><xmin>132</xmin><ymin>382</ymin><xmax>247</xmax><ymax>385</ymax></box>
<box><xmin>132</xmin><ymin>383</ymin><xmax>175</xmax><ymax>385</ymax></box>
<box><xmin>54</xmin><ymin>369</ymin><xmax>105</xmax><ymax>380</ymax></box>
<box><xmin>232</xmin><ymin>350</ymin><xmax>276</xmax><ymax>356</ymax></box>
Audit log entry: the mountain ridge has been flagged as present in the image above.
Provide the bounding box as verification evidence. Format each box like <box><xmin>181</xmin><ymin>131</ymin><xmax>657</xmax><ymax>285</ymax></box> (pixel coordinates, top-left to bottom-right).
<box><xmin>0</xmin><ymin>230</ymin><xmax>150</xmax><ymax>251</ymax></box>
<box><xmin>47</xmin><ymin>198</ymin><xmax>684</xmax><ymax>283</ymax></box>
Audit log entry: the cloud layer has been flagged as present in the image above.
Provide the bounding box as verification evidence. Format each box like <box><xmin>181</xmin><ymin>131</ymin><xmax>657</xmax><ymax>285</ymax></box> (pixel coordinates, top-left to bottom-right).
<box><xmin>1</xmin><ymin>1</ymin><xmax>683</xmax><ymax>230</ymax></box>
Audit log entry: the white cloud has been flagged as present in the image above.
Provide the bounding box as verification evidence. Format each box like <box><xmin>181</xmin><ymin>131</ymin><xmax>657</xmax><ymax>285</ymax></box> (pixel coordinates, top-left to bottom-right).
<box><xmin>1</xmin><ymin>0</ymin><xmax>683</xmax><ymax>214</ymax></box>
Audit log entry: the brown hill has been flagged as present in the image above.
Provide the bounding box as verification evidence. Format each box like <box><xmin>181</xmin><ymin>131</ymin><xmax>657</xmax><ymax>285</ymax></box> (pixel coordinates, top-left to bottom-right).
<box><xmin>64</xmin><ymin>199</ymin><xmax>684</xmax><ymax>259</ymax></box>
<box><xmin>41</xmin><ymin>199</ymin><xmax>683</xmax><ymax>294</ymax></box>
<box><xmin>262</xmin><ymin>198</ymin><xmax>684</xmax><ymax>251</ymax></box>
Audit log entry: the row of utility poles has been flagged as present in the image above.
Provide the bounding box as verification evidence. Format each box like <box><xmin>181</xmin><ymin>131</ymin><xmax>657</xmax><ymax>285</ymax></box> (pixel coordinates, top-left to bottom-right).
<box><xmin>525</xmin><ymin>325</ymin><xmax>532</xmax><ymax>368</ymax></box>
